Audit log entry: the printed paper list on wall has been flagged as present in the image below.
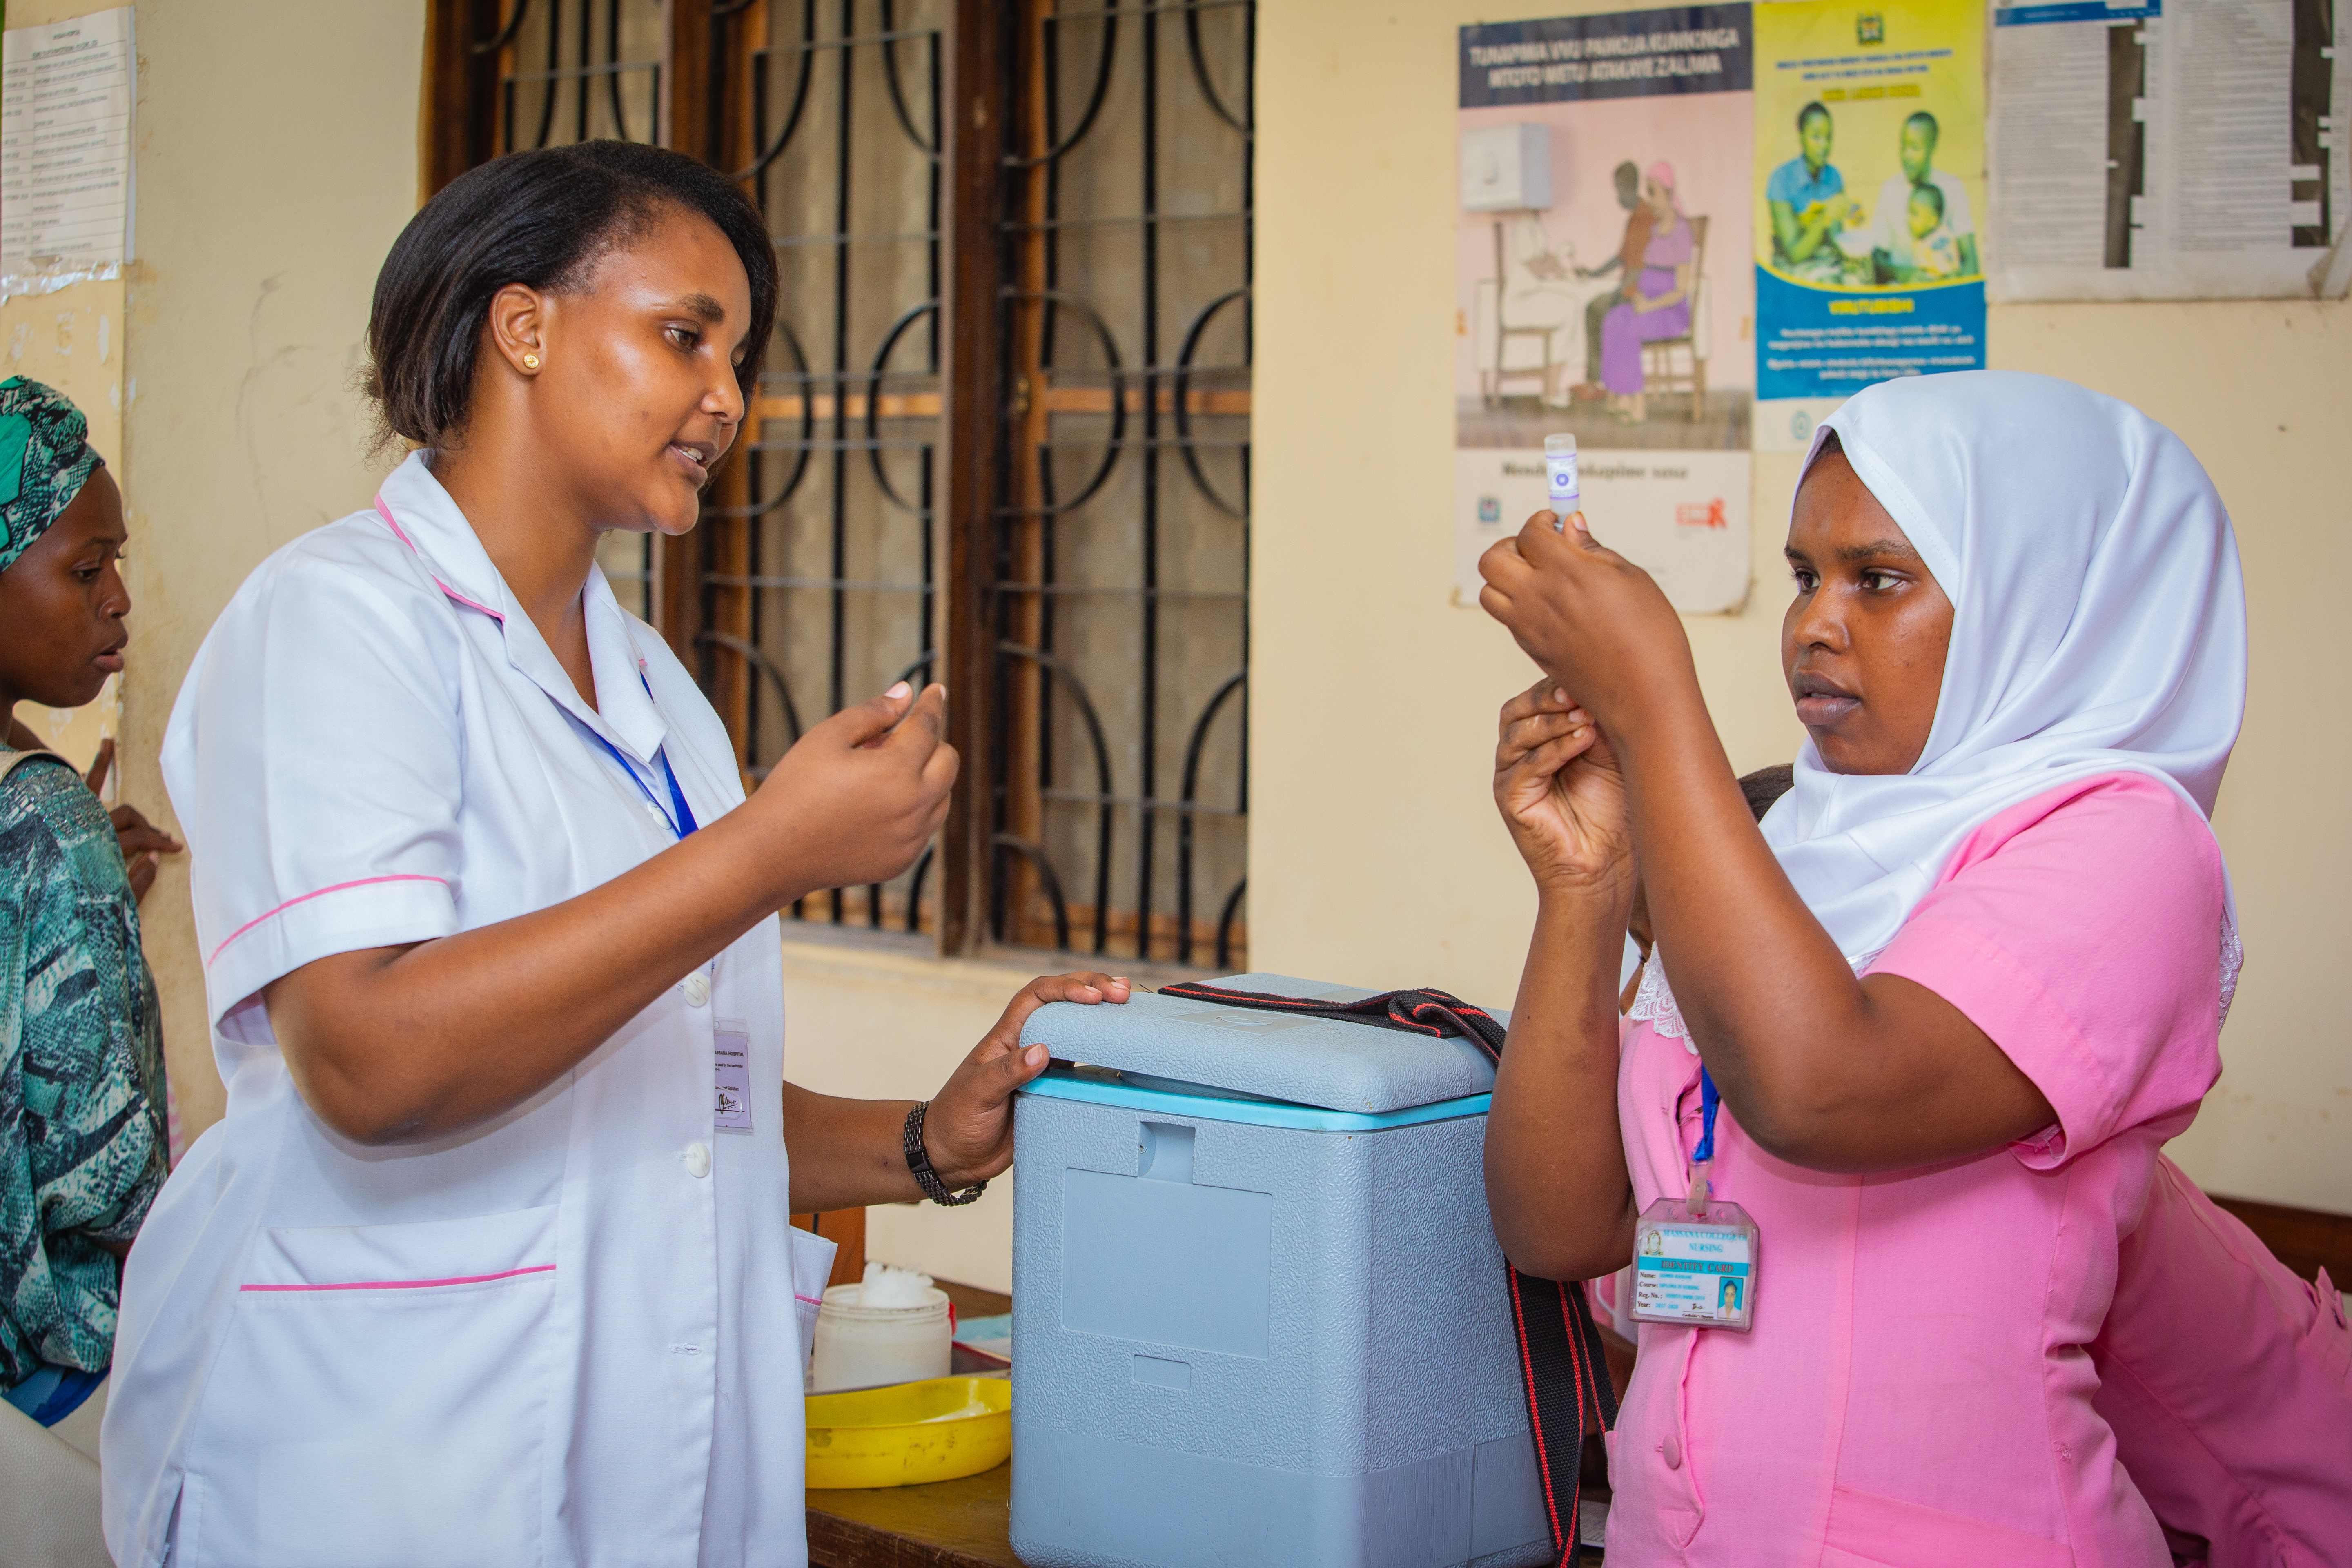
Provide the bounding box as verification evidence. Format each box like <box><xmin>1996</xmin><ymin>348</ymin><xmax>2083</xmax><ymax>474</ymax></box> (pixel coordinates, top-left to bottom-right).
<box><xmin>0</xmin><ymin>7</ymin><xmax>135</xmax><ymax>292</ymax></box>
<box><xmin>1989</xmin><ymin>0</ymin><xmax>2352</xmax><ymax>301</ymax></box>
<box><xmin>1456</xmin><ymin>6</ymin><xmax>1756</xmax><ymax>614</ymax></box>
<box><xmin>1751</xmin><ymin>0</ymin><xmax>1989</xmax><ymax>452</ymax></box>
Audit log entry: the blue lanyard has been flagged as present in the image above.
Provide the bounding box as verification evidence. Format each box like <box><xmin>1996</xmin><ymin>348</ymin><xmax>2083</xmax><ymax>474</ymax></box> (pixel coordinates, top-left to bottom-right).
<box><xmin>582</xmin><ymin>675</ymin><xmax>698</xmax><ymax>840</ymax></box>
<box><xmin>589</xmin><ymin>728</ymin><xmax>697</xmax><ymax>839</ymax></box>
<box><xmin>1693</xmin><ymin>1067</ymin><xmax>1722</xmax><ymax>1165</ymax></box>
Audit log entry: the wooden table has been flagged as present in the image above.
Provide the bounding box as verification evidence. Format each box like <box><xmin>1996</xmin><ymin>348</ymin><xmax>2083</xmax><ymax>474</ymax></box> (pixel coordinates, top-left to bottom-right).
<box><xmin>806</xmin><ymin>1280</ymin><xmax>1022</xmax><ymax>1568</ymax></box>
<box><xmin>806</xmin><ymin>1461</ymin><xmax>1021</xmax><ymax>1568</ymax></box>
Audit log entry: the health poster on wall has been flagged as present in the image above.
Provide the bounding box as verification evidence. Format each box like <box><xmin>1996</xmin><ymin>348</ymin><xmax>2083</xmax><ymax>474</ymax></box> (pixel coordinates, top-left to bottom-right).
<box><xmin>1456</xmin><ymin>6</ymin><xmax>1756</xmax><ymax>615</ymax></box>
<box><xmin>1751</xmin><ymin>0</ymin><xmax>1987</xmax><ymax>452</ymax></box>
<box><xmin>1988</xmin><ymin>0</ymin><xmax>2352</xmax><ymax>302</ymax></box>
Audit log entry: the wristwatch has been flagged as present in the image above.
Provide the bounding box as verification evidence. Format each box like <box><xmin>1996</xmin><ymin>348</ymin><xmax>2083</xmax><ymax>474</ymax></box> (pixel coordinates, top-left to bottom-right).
<box><xmin>902</xmin><ymin>1101</ymin><xmax>988</xmax><ymax>1206</ymax></box>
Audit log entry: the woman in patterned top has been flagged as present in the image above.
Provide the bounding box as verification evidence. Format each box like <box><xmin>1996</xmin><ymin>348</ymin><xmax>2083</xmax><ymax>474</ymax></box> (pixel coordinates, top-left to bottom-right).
<box><xmin>0</xmin><ymin>377</ymin><xmax>172</xmax><ymax>1467</ymax></box>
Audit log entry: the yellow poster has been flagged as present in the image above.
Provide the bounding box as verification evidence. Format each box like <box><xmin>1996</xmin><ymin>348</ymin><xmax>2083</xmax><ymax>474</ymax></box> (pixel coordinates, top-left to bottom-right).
<box><xmin>1751</xmin><ymin>0</ymin><xmax>1986</xmax><ymax>449</ymax></box>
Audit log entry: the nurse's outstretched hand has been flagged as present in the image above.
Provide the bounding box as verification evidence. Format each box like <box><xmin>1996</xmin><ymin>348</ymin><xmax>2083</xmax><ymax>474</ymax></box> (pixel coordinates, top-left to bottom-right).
<box><xmin>780</xmin><ymin>971</ymin><xmax>1130</xmax><ymax>1212</ymax></box>
<box><xmin>755</xmin><ymin>680</ymin><xmax>958</xmax><ymax>897</ymax></box>
<box><xmin>1477</xmin><ymin>508</ymin><xmax>1691</xmax><ymax>737</ymax></box>
<box><xmin>923</xmin><ymin>972</ymin><xmax>1134</xmax><ymax>1189</ymax></box>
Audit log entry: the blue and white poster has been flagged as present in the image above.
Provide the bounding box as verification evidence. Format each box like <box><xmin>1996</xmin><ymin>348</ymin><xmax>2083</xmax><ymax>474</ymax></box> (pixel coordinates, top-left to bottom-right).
<box><xmin>1751</xmin><ymin>0</ymin><xmax>1988</xmax><ymax>450</ymax></box>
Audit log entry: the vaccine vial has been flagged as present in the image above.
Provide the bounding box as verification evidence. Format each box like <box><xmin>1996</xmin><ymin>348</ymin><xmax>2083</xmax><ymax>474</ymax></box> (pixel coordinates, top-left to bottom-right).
<box><xmin>1544</xmin><ymin>433</ymin><xmax>1579</xmax><ymax>528</ymax></box>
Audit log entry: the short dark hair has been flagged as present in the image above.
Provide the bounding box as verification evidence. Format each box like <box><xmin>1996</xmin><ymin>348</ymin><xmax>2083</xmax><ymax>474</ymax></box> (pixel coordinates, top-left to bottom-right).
<box><xmin>366</xmin><ymin>141</ymin><xmax>778</xmax><ymax>448</ymax></box>
<box><xmin>1613</xmin><ymin>160</ymin><xmax>1640</xmax><ymax>193</ymax></box>
<box><xmin>1740</xmin><ymin>764</ymin><xmax>1794</xmax><ymax>823</ymax></box>
<box><xmin>1797</xmin><ymin>101</ymin><xmax>1832</xmax><ymax>134</ymax></box>
<box><xmin>1908</xmin><ymin>181</ymin><xmax>1945</xmax><ymax>220</ymax></box>
<box><xmin>1904</xmin><ymin>111</ymin><xmax>1939</xmax><ymax>145</ymax></box>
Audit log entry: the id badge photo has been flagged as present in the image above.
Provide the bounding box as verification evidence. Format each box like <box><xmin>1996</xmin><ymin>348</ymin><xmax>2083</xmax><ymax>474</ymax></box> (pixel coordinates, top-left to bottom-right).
<box><xmin>1631</xmin><ymin>1194</ymin><xmax>1757</xmax><ymax>1332</ymax></box>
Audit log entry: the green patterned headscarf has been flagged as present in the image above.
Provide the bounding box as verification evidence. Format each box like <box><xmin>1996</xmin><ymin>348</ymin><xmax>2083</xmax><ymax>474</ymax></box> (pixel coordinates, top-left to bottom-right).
<box><xmin>0</xmin><ymin>378</ymin><xmax>101</xmax><ymax>573</ymax></box>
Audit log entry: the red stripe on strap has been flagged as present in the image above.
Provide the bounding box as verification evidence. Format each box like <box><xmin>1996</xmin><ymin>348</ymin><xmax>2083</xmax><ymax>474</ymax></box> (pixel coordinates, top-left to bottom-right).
<box><xmin>1509</xmin><ymin>1267</ymin><xmax>1571</xmax><ymax>1563</ymax></box>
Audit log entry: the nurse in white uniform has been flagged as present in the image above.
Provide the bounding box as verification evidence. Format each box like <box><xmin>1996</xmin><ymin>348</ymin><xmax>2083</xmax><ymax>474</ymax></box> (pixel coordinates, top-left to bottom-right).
<box><xmin>100</xmin><ymin>140</ymin><xmax>1128</xmax><ymax>1568</ymax></box>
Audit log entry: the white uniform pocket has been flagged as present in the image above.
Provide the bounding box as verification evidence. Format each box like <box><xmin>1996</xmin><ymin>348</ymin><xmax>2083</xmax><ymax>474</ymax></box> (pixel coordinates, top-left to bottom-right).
<box><xmin>178</xmin><ymin>1205</ymin><xmax>559</xmax><ymax>1568</ymax></box>
<box><xmin>788</xmin><ymin>1226</ymin><xmax>839</xmax><ymax>1389</ymax></box>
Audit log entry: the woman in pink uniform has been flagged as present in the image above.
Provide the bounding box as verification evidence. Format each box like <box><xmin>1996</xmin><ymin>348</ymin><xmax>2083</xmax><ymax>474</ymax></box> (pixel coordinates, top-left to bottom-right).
<box><xmin>1474</xmin><ymin>370</ymin><xmax>2350</xmax><ymax>1564</ymax></box>
<box><xmin>1596</xmin><ymin>162</ymin><xmax>1693</xmax><ymax>425</ymax></box>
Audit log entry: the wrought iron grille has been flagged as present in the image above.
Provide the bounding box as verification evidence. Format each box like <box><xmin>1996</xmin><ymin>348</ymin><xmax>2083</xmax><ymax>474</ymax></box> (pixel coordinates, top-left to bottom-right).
<box><xmin>989</xmin><ymin>0</ymin><xmax>1253</xmax><ymax>967</ymax></box>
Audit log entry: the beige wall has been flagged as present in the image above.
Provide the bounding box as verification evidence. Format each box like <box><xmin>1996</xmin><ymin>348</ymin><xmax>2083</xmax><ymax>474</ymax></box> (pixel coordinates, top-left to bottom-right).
<box><xmin>1251</xmin><ymin>0</ymin><xmax>2352</xmax><ymax>1213</ymax></box>
<box><xmin>32</xmin><ymin>0</ymin><xmax>2342</xmax><ymax>1296</ymax></box>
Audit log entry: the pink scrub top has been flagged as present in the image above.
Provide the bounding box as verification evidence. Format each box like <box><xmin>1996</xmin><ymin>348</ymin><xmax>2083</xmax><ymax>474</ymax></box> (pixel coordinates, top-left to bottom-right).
<box><xmin>1607</xmin><ymin>774</ymin><xmax>2233</xmax><ymax>1567</ymax></box>
<box><xmin>2094</xmin><ymin>1154</ymin><xmax>2352</xmax><ymax>1565</ymax></box>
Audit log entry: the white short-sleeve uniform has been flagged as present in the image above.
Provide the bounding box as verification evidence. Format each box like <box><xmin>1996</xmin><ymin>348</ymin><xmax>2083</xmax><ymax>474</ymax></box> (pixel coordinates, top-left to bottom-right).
<box><xmin>101</xmin><ymin>450</ymin><xmax>833</xmax><ymax>1568</ymax></box>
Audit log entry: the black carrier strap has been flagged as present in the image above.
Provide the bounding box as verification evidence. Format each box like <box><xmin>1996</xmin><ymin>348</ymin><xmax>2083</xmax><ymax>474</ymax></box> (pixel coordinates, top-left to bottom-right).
<box><xmin>1158</xmin><ymin>981</ymin><xmax>1619</xmax><ymax>1566</ymax></box>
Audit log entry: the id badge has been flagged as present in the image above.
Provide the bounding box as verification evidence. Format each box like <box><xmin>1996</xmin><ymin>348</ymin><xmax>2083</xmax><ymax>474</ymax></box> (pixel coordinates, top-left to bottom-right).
<box><xmin>1631</xmin><ymin>1196</ymin><xmax>1757</xmax><ymax>1332</ymax></box>
<box><xmin>714</xmin><ymin>1023</ymin><xmax>754</xmax><ymax>1135</ymax></box>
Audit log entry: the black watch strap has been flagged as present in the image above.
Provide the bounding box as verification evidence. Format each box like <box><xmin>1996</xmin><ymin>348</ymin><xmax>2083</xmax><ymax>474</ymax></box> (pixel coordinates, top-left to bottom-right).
<box><xmin>903</xmin><ymin>1101</ymin><xmax>987</xmax><ymax>1206</ymax></box>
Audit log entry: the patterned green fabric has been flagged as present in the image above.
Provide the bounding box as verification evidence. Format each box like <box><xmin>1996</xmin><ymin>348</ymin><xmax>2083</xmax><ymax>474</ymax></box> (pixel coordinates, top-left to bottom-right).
<box><xmin>0</xmin><ymin>754</ymin><xmax>167</xmax><ymax>1388</ymax></box>
<box><xmin>0</xmin><ymin>377</ymin><xmax>100</xmax><ymax>573</ymax></box>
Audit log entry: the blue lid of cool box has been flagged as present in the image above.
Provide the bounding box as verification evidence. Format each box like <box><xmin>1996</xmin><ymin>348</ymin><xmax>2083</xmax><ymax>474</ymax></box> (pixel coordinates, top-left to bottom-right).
<box><xmin>1016</xmin><ymin>972</ymin><xmax>1506</xmax><ymax>1127</ymax></box>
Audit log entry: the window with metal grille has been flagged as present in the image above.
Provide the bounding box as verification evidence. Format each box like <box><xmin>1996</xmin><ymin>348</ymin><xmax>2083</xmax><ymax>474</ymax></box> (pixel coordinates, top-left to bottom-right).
<box><xmin>425</xmin><ymin>0</ymin><xmax>1251</xmax><ymax>969</ymax></box>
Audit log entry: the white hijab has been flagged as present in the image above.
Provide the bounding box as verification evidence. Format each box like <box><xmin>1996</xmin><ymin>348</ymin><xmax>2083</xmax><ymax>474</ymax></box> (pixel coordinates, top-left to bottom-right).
<box><xmin>1760</xmin><ymin>371</ymin><xmax>2247</xmax><ymax>1003</ymax></box>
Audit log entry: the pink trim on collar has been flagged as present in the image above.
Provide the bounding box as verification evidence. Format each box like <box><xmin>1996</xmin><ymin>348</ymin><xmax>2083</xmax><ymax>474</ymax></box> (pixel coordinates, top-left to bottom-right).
<box><xmin>372</xmin><ymin>494</ymin><xmax>506</xmax><ymax>624</ymax></box>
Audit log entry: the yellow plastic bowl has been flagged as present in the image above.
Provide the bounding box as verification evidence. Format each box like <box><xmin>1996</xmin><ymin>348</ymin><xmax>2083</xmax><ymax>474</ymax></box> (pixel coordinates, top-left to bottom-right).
<box><xmin>804</xmin><ymin>1375</ymin><xmax>1012</xmax><ymax>1489</ymax></box>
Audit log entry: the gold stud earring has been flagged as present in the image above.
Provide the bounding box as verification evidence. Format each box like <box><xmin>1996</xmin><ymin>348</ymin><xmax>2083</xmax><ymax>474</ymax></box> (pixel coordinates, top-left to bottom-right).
<box><xmin>522</xmin><ymin>352</ymin><xmax>541</xmax><ymax>371</ymax></box>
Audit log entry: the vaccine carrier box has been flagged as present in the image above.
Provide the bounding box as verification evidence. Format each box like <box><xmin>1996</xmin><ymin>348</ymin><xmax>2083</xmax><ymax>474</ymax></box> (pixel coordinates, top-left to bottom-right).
<box><xmin>1007</xmin><ymin>975</ymin><xmax>1553</xmax><ymax>1568</ymax></box>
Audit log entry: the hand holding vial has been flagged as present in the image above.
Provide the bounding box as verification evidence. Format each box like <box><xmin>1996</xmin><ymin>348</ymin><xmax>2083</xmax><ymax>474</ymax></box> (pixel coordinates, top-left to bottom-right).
<box><xmin>1544</xmin><ymin>432</ymin><xmax>1581</xmax><ymax>532</ymax></box>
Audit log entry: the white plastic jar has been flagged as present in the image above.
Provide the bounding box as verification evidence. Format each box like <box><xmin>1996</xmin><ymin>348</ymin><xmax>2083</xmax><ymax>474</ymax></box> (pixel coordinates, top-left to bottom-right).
<box><xmin>807</xmin><ymin>1280</ymin><xmax>953</xmax><ymax>1393</ymax></box>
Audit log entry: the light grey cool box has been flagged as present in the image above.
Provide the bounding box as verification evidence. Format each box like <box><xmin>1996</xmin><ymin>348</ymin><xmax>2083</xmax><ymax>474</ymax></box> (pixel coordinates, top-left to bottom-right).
<box><xmin>1008</xmin><ymin>973</ymin><xmax>1552</xmax><ymax>1568</ymax></box>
